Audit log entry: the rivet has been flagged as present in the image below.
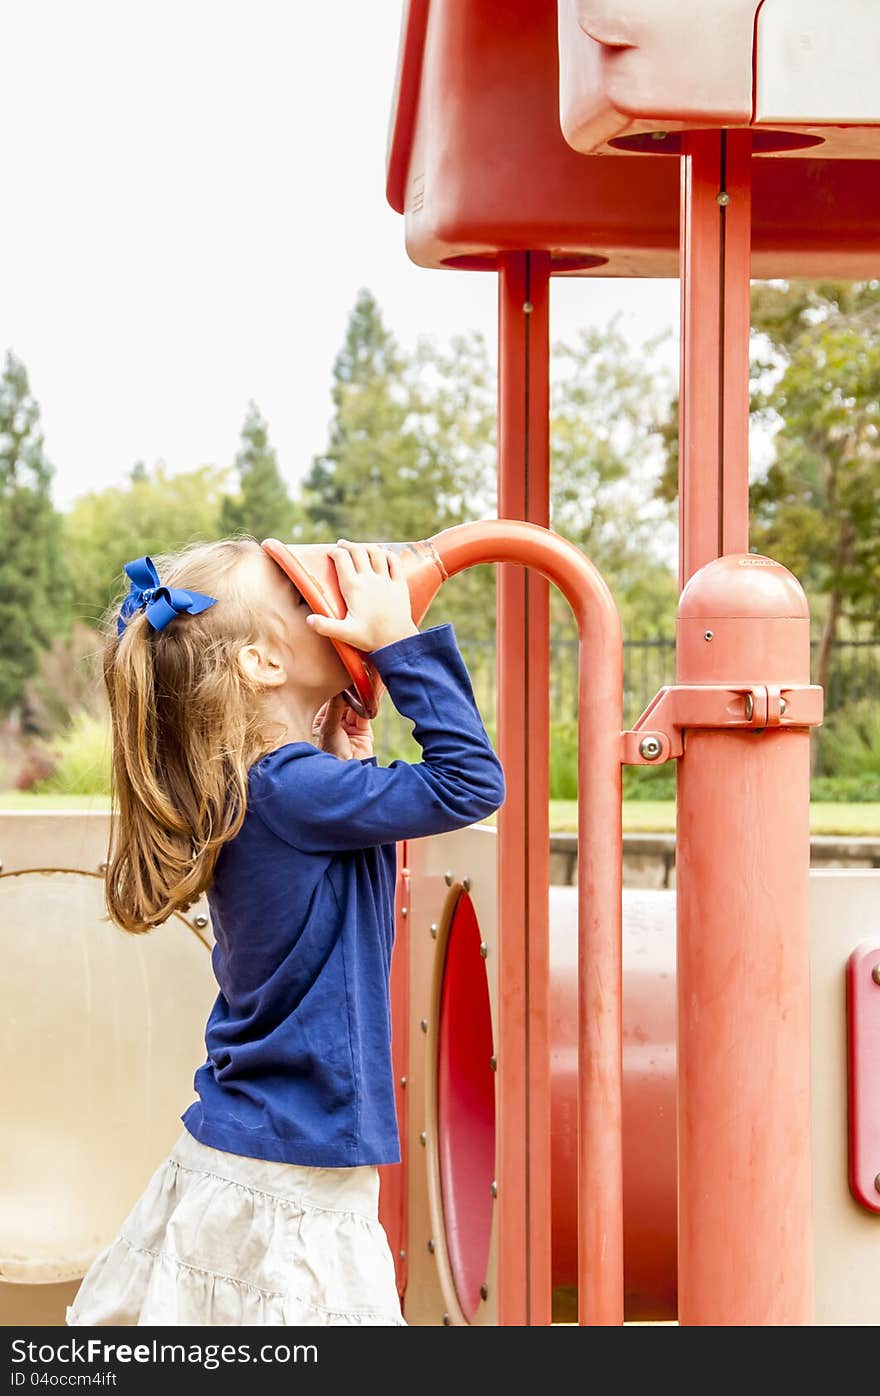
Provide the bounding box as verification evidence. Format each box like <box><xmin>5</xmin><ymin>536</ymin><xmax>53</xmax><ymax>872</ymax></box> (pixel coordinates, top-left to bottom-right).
<box><xmin>480</xmin><ymin>1283</ymin><xmax>489</xmax><ymax>1301</ymax></box>
<box><xmin>420</xmin><ymin>1017</ymin><xmax>428</xmax><ymax>1033</ymax></box>
<box><xmin>872</xmin><ymin>965</ymin><xmax>880</xmax><ymax>987</ymax></box>
<box><xmin>399</xmin><ymin>1075</ymin><xmax>407</xmax><ymax>1087</ymax></box>
<box><xmin>443</xmin><ymin>1312</ymin><xmax>451</xmax><ymax>1325</ymax></box>
<box><xmin>194</xmin><ymin>915</ymin><xmax>208</xmax><ymax>929</ymax></box>
<box><xmin>639</xmin><ymin>735</ymin><xmax>662</xmax><ymax>762</ymax></box>
<box><xmin>490</xmin><ymin>1180</ymin><xmax>498</xmax><ymax>1197</ymax></box>
<box><xmin>419</xmin><ymin>1131</ymin><xmax>427</xmax><ymax>1146</ymax></box>
<box><xmin>430</xmin><ymin>922</ymin><xmax>438</xmax><ymax>939</ymax></box>
<box><xmin>716</xmin><ymin>191</ymin><xmax>730</xmax><ymax>206</ymax></box>
<box><xmin>704</xmin><ymin>630</ymin><xmax>713</xmax><ymax>641</ymax></box>
<box><xmin>444</xmin><ymin>870</ymin><xmax>454</xmax><ymax>886</ymax></box>
<box><xmin>744</xmin><ymin>693</ymin><xmax>754</xmax><ymax>721</ymax></box>
<box><xmin>398</xmin><ymin>1249</ymin><xmax>406</xmax><ymax>1260</ymax></box>
<box><xmin>490</xmin><ymin>1055</ymin><xmax>497</xmax><ymax>1071</ymax></box>
<box><xmin>427</xmin><ymin>1238</ymin><xmax>435</xmax><ymax>1253</ymax></box>
<box><xmin>462</xmin><ymin>875</ymin><xmax>471</xmax><ymax>891</ymax></box>
<box><xmin>523</xmin><ymin>302</ymin><xmax>534</xmax><ymax>314</ymax></box>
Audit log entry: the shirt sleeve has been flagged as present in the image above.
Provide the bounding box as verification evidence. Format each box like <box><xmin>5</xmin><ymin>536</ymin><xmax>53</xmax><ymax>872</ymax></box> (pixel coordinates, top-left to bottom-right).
<box><xmin>248</xmin><ymin>622</ymin><xmax>506</xmax><ymax>853</ymax></box>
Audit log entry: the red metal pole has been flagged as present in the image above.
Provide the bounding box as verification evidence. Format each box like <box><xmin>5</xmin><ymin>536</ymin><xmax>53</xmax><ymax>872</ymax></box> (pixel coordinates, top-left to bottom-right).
<box><xmin>496</xmin><ymin>252</ymin><xmax>553</xmax><ymax>1325</ymax></box>
<box><xmin>434</xmin><ymin>520</ymin><xmax>624</xmax><ymax>1326</ymax></box>
<box><xmin>675</xmin><ymin>557</ymin><xmax>814</xmax><ymax>1324</ymax></box>
<box><xmin>676</xmin><ymin>129</ymin><xmax>813</xmax><ymax>1323</ymax></box>
<box><xmin>678</xmin><ymin>130</ymin><xmax>751</xmax><ymax>588</ymax></box>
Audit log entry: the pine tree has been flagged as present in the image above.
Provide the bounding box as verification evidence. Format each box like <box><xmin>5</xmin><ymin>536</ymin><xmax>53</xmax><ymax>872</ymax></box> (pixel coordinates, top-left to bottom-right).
<box><xmin>220</xmin><ymin>402</ymin><xmax>297</xmax><ymax>542</ymax></box>
<box><xmin>0</xmin><ymin>351</ymin><xmax>71</xmax><ymax>717</ymax></box>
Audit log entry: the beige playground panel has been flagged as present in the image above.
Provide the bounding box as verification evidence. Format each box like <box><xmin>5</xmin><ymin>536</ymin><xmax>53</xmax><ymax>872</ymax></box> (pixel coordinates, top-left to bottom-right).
<box><xmin>0</xmin><ymin>814</ymin><xmax>876</xmax><ymax>1325</ymax></box>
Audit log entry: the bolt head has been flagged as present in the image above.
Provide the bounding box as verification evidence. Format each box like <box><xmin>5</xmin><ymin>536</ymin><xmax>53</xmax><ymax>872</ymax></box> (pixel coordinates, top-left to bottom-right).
<box><xmin>427</xmin><ymin>1238</ymin><xmax>435</xmax><ymax>1253</ymax></box>
<box><xmin>444</xmin><ymin>870</ymin><xmax>453</xmax><ymax>886</ymax></box>
<box><xmin>480</xmin><ymin>1283</ymin><xmax>489</xmax><ymax>1301</ymax></box>
<box><xmin>704</xmin><ymin>630</ymin><xmax>714</xmax><ymax>641</ymax></box>
<box><xmin>399</xmin><ymin>1249</ymin><xmax>406</xmax><ymax>1260</ymax></box>
<box><xmin>400</xmin><ymin>906</ymin><xmax>408</xmax><ymax>918</ymax></box>
<box><xmin>490</xmin><ymin>1180</ymin><xmax>498</xmax><ymax>1197</ymax></box>
<box><xmin>872</xmin><ymin>964</ymin><xmax>880</xmax><ymax>987</ymax></box>
<box><xmin>716</xmin><ymin>191</ymin><xmax>731</xmax><ymax>205</ymax></box>
<box><xmin>875</xmin><ymin>1173</ymin><xmax>880</xmax><ymax>1195</ymax></box>
<box><xmin>489</xmin><ymin>1055</ymin><xmax>497</xmax><ymax>1071</ymax></box>
<box><xmin>399</xmin><ymin>1075</ymin><xmax>407</xmax><ymax>1087</ymax></box>
<box><xmin>420</xmin><ymin>1017</ymin><xmax>428</xmax><ymax>1033</ymax></box>
<box><xmin>462</xmin><ymin>875</ymin><xmax>471</xmax><ymax>891</ymax></box>
<box><xmin>419</xmin><ymin>1130</ymin><xmax>427</xmax><ymax>1146</ymax></box>
<box><xmin>430</xmin><ymin>922</ymin><xmax>438</xmax><ymax>939</ymax></box>
<box><xmin>639</xmin><ymin>735</ymin><xmax>662</xmax><ymax>761</ymax></box>
<box><xmin>479</xmin><ymin>941</ymin><xmax>488</xmax><ymax>958</ymax></box>
<box><xmin>443</xmin><ymin>1312</ymin><xmax>451</xmax><ymax>1325</ymax></box>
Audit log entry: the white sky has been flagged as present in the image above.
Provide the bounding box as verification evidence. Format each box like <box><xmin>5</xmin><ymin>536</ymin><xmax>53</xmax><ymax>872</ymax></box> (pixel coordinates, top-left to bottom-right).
<box><xmin>3</xmin><ymin>0</ymin><xmax>683</xmax><ymax>514</ymax></box>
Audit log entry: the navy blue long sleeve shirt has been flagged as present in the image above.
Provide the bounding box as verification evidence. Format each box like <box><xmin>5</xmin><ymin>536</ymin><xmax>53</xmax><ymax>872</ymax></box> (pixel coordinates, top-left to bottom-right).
<box><xmin>180</xmin><ymin>621</ymin><xmax>506</xmax><ymax>1166</ymax></box>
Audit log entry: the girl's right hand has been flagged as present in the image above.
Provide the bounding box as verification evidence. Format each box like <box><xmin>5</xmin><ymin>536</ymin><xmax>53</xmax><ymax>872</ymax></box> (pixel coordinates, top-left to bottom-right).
<box><xmin>305</xmin><ymin>539</ymin><xmax>420</xmax><ymax>653</ymax></box>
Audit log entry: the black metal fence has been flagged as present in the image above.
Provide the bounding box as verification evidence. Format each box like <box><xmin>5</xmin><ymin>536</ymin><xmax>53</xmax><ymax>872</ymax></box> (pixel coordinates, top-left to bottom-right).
<box><xmin>384</xmin><ymin>634</ymin><xmax>879</xmax><ymax>777</ymax></box>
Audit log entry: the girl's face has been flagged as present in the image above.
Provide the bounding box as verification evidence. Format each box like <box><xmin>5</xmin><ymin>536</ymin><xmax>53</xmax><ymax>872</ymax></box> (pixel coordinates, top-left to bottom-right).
<box><xmin>237</xmin><ymin>545</ymin><xmax>351</xmax><ymax>701</ymax></box>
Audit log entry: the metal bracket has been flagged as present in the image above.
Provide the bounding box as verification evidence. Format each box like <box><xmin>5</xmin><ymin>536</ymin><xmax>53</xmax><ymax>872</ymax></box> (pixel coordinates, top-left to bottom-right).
<box><xmin>620</xmin><ymin>683</ymin><xmax>824</xmax><ymax>766</ymax></box>
<box><xmin>847</xmin><ymin>942</ymin><xmax>880</xmax><ymax>1215</ymax></box>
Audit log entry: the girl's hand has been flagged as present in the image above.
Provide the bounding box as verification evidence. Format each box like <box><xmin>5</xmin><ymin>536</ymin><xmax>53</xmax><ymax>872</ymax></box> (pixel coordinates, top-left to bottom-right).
<box><xmin>313</xmin><ymin>695</ymin><xmax>375</xmax><ymax>761</ymax></box>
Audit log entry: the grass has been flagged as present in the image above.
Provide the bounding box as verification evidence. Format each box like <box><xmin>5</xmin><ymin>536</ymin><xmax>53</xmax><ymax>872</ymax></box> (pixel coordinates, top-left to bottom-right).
<box><xmin>1</xmin><ymin>792</ymin><xmax>878</xmax><ymax>837</ymax></box>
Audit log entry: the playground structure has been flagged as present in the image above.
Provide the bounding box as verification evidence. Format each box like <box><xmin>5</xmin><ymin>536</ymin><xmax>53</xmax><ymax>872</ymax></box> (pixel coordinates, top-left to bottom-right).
<box><xmin>1</xmin><ymin>0</ymin><xmax>879</xmax><ymax>1327</ymax></box>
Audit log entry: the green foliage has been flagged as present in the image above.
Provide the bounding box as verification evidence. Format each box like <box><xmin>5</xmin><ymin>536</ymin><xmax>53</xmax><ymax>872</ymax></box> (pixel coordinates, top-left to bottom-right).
<box><xmin>30</xmin><ymin>707</ymin><xmax>111</xmax><ymax>796</ymax></box>
<box><xmin>0</xmin><ymin>351</ymin><xmax>73</xmax><ymax>716</ymax></box>
<box><xmin>819</xmin><ymin>699</ymin><xmax>880</xmax><ymax>780</ymax></box>
<box><xmin>220</xmin><ymin>402</ymin><xmax>299</xmax><ymax>542</ymax></box>
<box><xmin>60</xmin><ymin>461</ymin><xmax>232</xmax><ymax>629</ymax></box>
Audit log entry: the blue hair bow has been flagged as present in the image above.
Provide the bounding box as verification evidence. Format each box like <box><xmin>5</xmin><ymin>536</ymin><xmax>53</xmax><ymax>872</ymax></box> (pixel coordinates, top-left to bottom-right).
<box><xmin>117</xmin><ymin>556</ymin><xmax>219</xmax><ymax>637</ymax></box>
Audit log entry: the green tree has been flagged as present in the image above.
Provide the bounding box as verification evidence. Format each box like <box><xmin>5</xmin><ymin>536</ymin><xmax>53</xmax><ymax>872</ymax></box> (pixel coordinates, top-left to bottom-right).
<box><xmin>0</xmin><ymin>351</ymin><xmax>71</xmax><ymax>717</ymax></box>
<box><xmin>749</xmin><ymin>280</ymin><xmax>880</xmax><ymax>695</ymax></box>
<box><xmin>61</xmin><ymin>461</ymin><xmax>232</xmax><ymax>629</ymax></box>
<box><xmin>550</xmin><ymin>317</ymin><xmax>678</xmax><ymax>640</ymax></box>
<box><xmin>220</xmin><ymin>402</ymin><xmax>298</xmax><ymax>543</ymax></box>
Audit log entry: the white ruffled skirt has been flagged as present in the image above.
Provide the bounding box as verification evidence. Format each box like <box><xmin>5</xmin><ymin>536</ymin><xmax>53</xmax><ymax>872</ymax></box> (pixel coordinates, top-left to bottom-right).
<box><xmin>65</xmin><ymin>1127</ymin><xmax>407</xmax><ymax>1327</ymax></box>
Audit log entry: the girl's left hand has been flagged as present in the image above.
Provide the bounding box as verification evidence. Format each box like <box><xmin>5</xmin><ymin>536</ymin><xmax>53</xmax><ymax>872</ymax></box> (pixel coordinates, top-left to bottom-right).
<box><xmin>313</xmin><ymin>695</ymin><xmax>375</xmax><ymax>760</ymax></box>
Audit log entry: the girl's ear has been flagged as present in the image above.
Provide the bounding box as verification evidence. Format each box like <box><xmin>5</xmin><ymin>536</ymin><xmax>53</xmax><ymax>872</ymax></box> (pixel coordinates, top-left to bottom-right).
<box><xmin>237</xmin><ymin>641</ymin><xmax>284</xmax><ymax>688</ymax></box>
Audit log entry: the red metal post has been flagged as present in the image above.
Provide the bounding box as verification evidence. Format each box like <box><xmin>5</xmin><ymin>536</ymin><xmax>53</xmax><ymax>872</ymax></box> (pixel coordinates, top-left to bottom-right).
<box><xmin>678</xmin><ymin>130</ymin><xmax>751</xmax><ymax>588</ymax></box>
<box><xmin>675</xmin><ymin>556</ymin><xmax>814</xmax><ymax>1324</ymax></box>
<box><xmin>496</xmin><ymin>252</ymin><xmax>553</xmax><ymax>1325</ymax></box>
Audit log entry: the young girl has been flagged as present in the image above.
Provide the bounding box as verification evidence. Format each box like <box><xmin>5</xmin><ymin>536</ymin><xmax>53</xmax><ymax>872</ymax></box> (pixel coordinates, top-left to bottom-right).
<box><xmin>65</xmin><ymin>534</ymin><xmax>505</xmax><ymax>1327</ymax></box>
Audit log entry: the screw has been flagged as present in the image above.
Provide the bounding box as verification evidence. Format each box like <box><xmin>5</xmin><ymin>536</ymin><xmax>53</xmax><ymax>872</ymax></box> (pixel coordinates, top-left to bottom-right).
<box><xmin>639</xmin><ymin>735</ymin><xmax>662</xmax><ymax>761</ymax></box>
<box><xmin>419</xmin><ymin>1131</ymin><xmax>427</xmax><ymax>1146</ymax></box>
<box><xmin>444</xmin><ymin>870</ymin><xmax>454</xmax><ymax>886</ymax></box>
<box><xmin>523</xmin><ymin>302</ymin><xmax>534</xmax><ymax>314</ymax></box>
<box><xmin>490</xmin><ymin>1055</ymin><xmax>497</xmax><ymax>1071</ymax></box>
<box><xmin>479</xmin><ymin>941</ymin><xmax>488</xmax><ymax>958</ymax></box>
<box><xmin>462</xmin><ymin>875</ymin><xmax>471</xmax><ymax>891</ymax></box>
<box><xmin>420</xmin><ymin>1017</ymin><xmax>428</xmax><ymax>1033</ymax></box>
<box><xmin>480</xmin><ymin>1283</ymin><xmax>489</xmax><ymax>1301</ymax></box>
<box><xmin>430</xmin><ymin>922</ymin><xmax>438</xmax><ymax>939</ymax></box>
<box><xmin>490</xmin><ymin>1180</ymin><xmax>498</xmax><ymax>1197</ymax></box>
<box><xmin>717</xmin><ymin>191</ymin><xmax>730</xmax><ymax>206</ymax></box>
<box><xmin>399</xmin><ymin>1075</ymin><xmax>407</xmax><ymax>1087</ymax></box>
<box><xmin>704</xmin><ymin>630</ymin><xmax>714</xmax><ymax>641</ymax></box>
<box><xmin>872</xmin><ymin>965</ymin><xmax>880</xmax><ymax>986</ymax></box>
<box><xmin>194</xmin><ymin>915</ymin><xmax>208</xmax><ymax>929</ymax></box>
<box><xmin>427</xmin><ymin>1238</ymin><xmax>435</xmax><ymax>1253</ymax></box>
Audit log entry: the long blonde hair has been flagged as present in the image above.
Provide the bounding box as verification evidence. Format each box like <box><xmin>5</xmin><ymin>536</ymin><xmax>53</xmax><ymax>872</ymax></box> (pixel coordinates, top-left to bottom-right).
<box><xmin>99</xmin><ymin>536</ymin><xmax>282</xmax><ymax>935</ymax></box>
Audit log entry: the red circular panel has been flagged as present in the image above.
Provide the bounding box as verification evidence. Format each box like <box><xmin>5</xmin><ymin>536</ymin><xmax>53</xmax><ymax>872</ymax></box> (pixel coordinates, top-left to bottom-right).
<box><xmin>436</xmin><ymin>893</ymin><xmax>495</xmax><ymax>1323</ymax></box>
